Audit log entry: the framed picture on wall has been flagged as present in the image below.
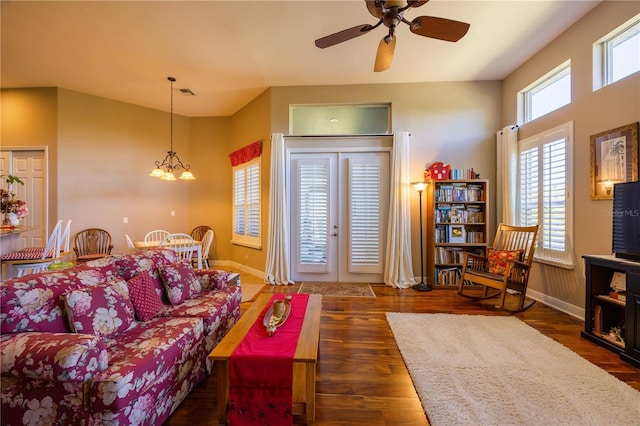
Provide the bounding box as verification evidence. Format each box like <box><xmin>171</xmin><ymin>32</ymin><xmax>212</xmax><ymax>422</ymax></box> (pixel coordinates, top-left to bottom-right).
<box><xmin>590</xmin><ymin>122</ymin><xmax>639</xmax><ymax>200</ymax></box>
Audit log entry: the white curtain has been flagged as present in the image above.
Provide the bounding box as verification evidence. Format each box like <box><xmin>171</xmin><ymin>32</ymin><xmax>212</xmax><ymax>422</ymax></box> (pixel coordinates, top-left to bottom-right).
<box><xmin>264</xmin><ymin>133</ymin><xmax>294</xmax><ymax>285</ymax></box>
<box><xmin>496</xmin><ymin>125</ymin><xmax>519</xmax><ymax>226</ymax></box>
<box><xmin>383</xmin><ymin>131</ymin><xmax>416</xmax><ymax>289</ymax></box>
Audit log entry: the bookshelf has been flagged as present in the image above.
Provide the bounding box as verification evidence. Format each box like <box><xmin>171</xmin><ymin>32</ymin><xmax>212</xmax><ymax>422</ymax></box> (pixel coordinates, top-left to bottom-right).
<box><xmin>426</xmin><ymin>179</ymin><xmax>489</xmax><ymax>287</ymax></box>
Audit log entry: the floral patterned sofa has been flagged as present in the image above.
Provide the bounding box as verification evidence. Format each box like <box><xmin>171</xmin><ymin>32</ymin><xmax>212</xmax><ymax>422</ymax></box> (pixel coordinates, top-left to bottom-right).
<box><xmin>0</xmin><ymin>248</ymin><xmax>242</xmax><ymax>425</ymax></box>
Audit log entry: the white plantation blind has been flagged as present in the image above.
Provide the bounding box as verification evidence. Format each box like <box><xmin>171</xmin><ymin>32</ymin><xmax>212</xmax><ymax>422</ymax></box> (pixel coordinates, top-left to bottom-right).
<box><xmin>348</xmin><ymin>157</ymin><xmax>383</xmax><ymax>273</ymax></box>
<box><xmin>232</xmin><ymin>157</ymin><xmax>261</xmax><ymax>247</ymax></box>
<box><xmin>298</xmin><ymin>161</ymin><xmax>329</xmax><ymax>268</ymax></box>
<box><xmin>518</xmin><ymin>122</ymin><xmax>574</xmax><ymax>268</ymax></box>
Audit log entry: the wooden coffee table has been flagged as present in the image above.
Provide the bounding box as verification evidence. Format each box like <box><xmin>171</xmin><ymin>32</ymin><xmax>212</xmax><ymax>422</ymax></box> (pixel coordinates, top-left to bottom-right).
<box><xmin>209</xmin><ymin>293</ymin><xmax>322</xmax><ymax>425</ymax></box>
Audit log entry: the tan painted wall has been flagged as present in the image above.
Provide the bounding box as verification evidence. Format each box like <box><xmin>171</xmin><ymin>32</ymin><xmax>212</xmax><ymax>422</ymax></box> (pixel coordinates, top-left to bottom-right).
<box><xmin>187</xmin><ymin>116</ymin><xmax>233</xmax><ymax>263</ymax></box>
<box><xmin>227</xmin><ymin>89</ymin><xmax>272</xmax><ymax>273</ymax></box>
<box><xmin>1</xmin><ymin>88</ymin><xmax>59</xmax><ymax>229</ymax></box>
<box><xmin>502</xmin><ymin>1</ymin><xmax>640</xmax><ymax>311</ymax></box>
<box><xmin>271</xmin><ymin>82</ymin><xmax>502</xmax><ymax>280</ymax></box>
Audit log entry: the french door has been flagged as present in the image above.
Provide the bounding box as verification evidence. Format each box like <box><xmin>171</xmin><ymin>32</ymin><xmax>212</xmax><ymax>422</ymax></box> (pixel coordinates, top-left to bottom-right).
<box><xmin>289</xmin><ymin>150</ymin><xmax>389</xmax><ymax>283</ymax></box>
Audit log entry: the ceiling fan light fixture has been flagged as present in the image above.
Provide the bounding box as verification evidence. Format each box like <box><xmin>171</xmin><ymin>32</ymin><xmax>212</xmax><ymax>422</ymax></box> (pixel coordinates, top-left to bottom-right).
<box><xmin>317</xmin><ymin>0</ymin><xmax>470</xmax><ymax>72</ymax></box>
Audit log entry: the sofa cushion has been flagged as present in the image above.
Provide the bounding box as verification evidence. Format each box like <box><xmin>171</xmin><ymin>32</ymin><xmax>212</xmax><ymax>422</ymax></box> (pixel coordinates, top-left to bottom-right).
<box><xmin>127</xmin><ymin>270</ymin><xmax>164</xmax><ymax>321</ymax></box>
<box><xmin>158</xmin><ymin>260</ymin><xmax>202</xmax><ymax>305</ymax></box>
<box><xmin>89</xmin><ymin>317</ymin><xmax>206</xmax><ymax>413</ymax></box>
<box><xmin>64</xmin><ymin>278</ymin><xmax>136</xmax><ymax>338</ymax></box>
<box><xmin>487</xmin><ymin>248</ymin><xmax>523</xmax><ymax>275</ymax></box>
<box><xmin>0</xmin><ymin>332</ymin><xmax>108</xmax><ymax>381</ymax></box>
<box><xmin>0</xmin><ymin>264</ymin><xmax>117</xmax><ymax>334</ymax></box>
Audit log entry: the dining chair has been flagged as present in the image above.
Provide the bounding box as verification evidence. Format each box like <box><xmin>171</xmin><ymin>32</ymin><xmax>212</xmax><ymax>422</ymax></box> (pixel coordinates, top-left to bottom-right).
<box><xmin>144</xmin><ymin>229</ymin><xmax>170</xmax><ymax>244</ymax></box>
<box><xmin>59</xmin><ymin>219</ymin><xmax>72</xmax><ymax>259</ymax></box>
<box><xmin>73</xmin><ymin>228</ymin><xmax>113</xmax><ymax>263</ymax></box>
<box><xmin>160</xmin><ymin>233</ymin><xmax>196</xmax><ymax>262</ymax></box>
<box><xmin>190</xmin><ymin>225</ymin><xmax>212</xmax><ymax>242</ymax></box>
<box><xmin>196</xmin><ymin>229</ymin><xmax>214</xmax><ymax>269</ymax></box>
<box><xmin>124</xmin><ymin>234</ymin><xmax>136</xmax><ymax>251</ymax></box>
<box><xmin>7</xmin><ymin>220</ymin><xmax>63</xmax><ymax>277</ymax></box>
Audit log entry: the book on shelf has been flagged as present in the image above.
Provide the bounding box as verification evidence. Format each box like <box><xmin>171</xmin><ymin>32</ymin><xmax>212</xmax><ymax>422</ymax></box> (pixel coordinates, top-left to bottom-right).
<box><xmin>435</xmin><ymin>267</ymin><xmax>462</xmax><ymax>286</ymax></box>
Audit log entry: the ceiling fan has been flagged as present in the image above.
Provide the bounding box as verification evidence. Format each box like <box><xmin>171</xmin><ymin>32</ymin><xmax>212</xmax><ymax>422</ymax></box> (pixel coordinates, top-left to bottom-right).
<box><xmin>315</xmin><ymin>0</ymin><xmax>470</xmax><ymax>72</ymax></box>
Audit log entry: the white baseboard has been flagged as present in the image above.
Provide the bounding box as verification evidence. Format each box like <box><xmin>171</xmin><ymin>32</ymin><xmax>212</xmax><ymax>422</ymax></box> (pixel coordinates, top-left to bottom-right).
<box><xmin>527</xmin><ymin>288</ymin><xmax>584</xmax><ymax>321</ymax></box>
<box><xmin>211</xmin><ymin>260</ymin><xmax>264</xmax><ymax>281</ymax></box>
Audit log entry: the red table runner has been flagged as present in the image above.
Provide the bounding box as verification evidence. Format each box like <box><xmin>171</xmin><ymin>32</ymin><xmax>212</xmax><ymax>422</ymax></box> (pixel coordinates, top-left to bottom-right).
<box><xmin>229</xmin><ymin>294</ymin><xmax>309</xmax><ymax>425</ymax></box>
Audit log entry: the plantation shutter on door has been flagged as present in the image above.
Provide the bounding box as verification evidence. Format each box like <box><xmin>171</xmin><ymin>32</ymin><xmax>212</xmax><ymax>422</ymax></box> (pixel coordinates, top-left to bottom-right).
<box><xmin>348</xmin><ymin>157</ymin><xmax>383</xmax><ymax>273</ymax></box>
<box><xmin>519</xmin><ymin>147</ymin><xmax>539</xmax><ymax>228</ymax></box>
<box><xmin>297</xmin><ymin>158</ymin><xmax>330</xmax><ymax>272</ymax></box>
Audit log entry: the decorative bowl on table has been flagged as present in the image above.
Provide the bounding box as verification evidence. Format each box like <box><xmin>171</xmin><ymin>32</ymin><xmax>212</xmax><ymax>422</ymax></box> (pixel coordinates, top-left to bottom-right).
<box><xmin>264</xmin><ymin>295</ymin><xmax>292</xmax><ymax>336</ymax></box>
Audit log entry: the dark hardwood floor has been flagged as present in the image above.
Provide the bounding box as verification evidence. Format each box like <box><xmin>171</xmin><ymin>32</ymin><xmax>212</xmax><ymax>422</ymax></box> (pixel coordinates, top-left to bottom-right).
<box><xmin>165</xmin><ymin>275</ymin><xmax>640</xmax><ymax>426</ymax></box>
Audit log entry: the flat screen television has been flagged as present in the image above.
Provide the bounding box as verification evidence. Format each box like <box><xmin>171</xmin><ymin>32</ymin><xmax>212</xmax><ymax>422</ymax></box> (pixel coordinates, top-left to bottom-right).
<box><xmin>612</xmin><ymin>181</ymin><xmax>640</xmax><ymax>262</ymax></box>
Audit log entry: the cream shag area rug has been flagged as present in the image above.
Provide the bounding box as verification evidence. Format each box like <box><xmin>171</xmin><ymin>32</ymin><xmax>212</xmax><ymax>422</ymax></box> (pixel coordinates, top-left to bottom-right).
<box><xmin>298</xmin><ymin>282</ymin><xmax>376</xmax><ymax>297</ymax></box>
<box><xmin>386</xmin><ymin>313</ymin><xmax>640</xmax><ymax>426</ymax></box>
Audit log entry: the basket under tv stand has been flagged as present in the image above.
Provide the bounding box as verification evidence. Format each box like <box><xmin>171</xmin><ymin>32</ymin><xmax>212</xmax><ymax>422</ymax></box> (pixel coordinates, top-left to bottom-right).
<box><xmin>581</xmin><ymin>254</ymin><xmax>640</xmax><ymax>367</ymax></box>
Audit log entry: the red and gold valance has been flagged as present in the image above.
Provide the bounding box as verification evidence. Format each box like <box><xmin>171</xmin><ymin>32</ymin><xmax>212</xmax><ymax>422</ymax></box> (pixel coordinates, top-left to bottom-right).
<box><xmin>229</xmin><ymin>141</ymin><xmax>262</xmax><ymax>166</ymax></box>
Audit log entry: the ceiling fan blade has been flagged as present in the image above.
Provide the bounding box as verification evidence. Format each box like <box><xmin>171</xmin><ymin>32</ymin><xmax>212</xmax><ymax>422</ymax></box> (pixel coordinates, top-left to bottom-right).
<box><xmin>315</xmin><ymin>24</ymin><xmax>373</xmax><ymax>48</ymax></box>
<box><xmin>409</xmin><ymin>16</ymin><xmax>470</xmax><ymax>42</ymax></box>
<box><xmin>374</xmin><ymin>35</ymin><xmax>396</xmax><ymax>72</ymax></box>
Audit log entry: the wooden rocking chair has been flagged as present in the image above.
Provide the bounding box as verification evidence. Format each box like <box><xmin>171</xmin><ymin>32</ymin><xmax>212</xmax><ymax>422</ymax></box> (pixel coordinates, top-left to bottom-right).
<box><xmin>458</xmin><ymin>223</ymin><xmax>539</xmax><ymax>312</ymax></box>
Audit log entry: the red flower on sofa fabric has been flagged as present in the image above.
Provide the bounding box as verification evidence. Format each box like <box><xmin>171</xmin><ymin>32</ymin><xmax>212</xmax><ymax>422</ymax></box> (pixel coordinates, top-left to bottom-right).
<box><xmin>486</xmin><ymin>248</ymin><xmax>523</xmax><ymax>275</ymax></box>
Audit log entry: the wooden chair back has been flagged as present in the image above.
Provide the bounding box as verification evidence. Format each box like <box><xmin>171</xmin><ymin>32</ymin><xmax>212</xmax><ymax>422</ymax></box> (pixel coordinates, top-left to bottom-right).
<box><xmin>491</xmin><ymin>224</ymin><xmax>539</xmax><ymax>266</ymax></box>
<box><xmin>190</xmin><ymin>225</ymin><xmax>212</xmax><ymax>241</ymax></box>
<box><xmin>74</xmin><ymin>228</ymin><xmax>113</xmax><ymax>258</ymax></box>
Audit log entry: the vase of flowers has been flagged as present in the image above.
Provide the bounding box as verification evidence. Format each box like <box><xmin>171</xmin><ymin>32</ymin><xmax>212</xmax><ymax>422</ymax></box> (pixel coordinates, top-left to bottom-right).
<box><xmin>1</xmin><ymin>174</ymin><xmax>28</xmax><ymax>228</ymax></box>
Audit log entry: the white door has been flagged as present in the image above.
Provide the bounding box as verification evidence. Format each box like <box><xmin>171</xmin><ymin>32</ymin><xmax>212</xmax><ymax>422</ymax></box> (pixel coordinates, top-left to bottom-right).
<box><xmin>0</xmin><ymin>150</ymin><xmax>47</xmax><ymax>248</ymax></box>
<box><xmin>290</xmin><ymin>151</ymin><xmax>389</xmax><ymax>283</ymax></box>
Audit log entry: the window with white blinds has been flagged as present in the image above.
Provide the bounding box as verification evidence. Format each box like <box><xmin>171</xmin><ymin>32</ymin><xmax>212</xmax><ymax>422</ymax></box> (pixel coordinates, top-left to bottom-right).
<box><xmin>232</xmin><ymin>157</ymin><xmax>261</xmax><ymax>248</ymax></box>
<box><xmin>518</xmin><ymin>121</ymin><xmax>574</xmax><ymax>268</ymax></box>
<box><xmin>348</xmin><ymin>157</ymin><xmax>383</xmax><ymax>273</ymax></box>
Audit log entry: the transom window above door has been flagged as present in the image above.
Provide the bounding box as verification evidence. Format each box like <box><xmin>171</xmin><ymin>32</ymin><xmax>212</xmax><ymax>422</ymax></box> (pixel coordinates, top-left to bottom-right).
<box><xmin>289</xmin><ymin>104</ymin><xmax>391</xmax><ymax>136</ymax></box>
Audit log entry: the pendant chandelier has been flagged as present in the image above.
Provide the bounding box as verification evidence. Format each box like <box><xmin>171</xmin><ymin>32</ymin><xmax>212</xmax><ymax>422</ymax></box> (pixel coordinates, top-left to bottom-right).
<box><xmin>149</xmin><ymin>76</ymin><xmax>195</xmax><ymax>181</ymax></box>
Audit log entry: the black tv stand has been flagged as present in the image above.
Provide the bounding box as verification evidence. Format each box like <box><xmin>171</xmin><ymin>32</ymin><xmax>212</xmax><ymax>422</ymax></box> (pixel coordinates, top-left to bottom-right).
<box><xmin>581</xmin><ymin>255</ymin><xmax>640</xmax><ymax>367</ymax></box>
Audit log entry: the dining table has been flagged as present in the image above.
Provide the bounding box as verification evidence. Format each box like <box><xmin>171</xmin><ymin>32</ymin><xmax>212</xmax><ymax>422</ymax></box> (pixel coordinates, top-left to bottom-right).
<box><xmin>134</xmin><ymin>238</ymin><xmax>203</xmax><ymax>269</ymax></box>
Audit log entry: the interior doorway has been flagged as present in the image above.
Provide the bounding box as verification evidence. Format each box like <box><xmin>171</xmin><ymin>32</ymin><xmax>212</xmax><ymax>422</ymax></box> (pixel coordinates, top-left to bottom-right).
<box><xmin>0</xmin><ymin>149</ymin><xmax>48</xmax><ymax>248</ymax></box>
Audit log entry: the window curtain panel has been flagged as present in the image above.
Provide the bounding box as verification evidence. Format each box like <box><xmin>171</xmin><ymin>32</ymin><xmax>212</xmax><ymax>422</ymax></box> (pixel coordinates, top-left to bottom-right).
<box><xmin>229</xmin><ymin>140</ymin><xmax>262</xmax><ymax>166</ymax></box>
<box><xmin>384</xmin><ymin>131</ymin><xmax>416</xmax><ymax>289</ymax></box>
<box><xmin>264</xmin><ymin>133</ymin><xmax>294</xmax><ymax>285</ymax></box>
<box><xmin>496</xmin><ymin>125</ymin><xmax>518</xmax><ymax>225</ymax></box>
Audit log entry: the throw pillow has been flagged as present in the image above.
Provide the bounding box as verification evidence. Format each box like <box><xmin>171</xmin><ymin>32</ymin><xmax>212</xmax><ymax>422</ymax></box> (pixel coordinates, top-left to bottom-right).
<box><xmin>63</xmin><ymin>278</ymin><xmax>136</xmax><ymax>339</ymax></box>
<box><xmin>487</xmin><ymin>248</ymin><xmax>523</xmax><ymax>275</ymax></box>
<box><xmin>158</xmin><ymin>260</ymin><xmax>202</xmax><ymax>305</ymax></box>
<box><xmin>127</xmin><ymin>270</ymin><xmax>165</xmax><ymax>321</ymax></box>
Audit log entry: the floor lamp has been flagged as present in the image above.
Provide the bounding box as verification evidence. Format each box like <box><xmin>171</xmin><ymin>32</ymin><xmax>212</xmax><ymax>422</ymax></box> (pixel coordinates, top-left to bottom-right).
<box><xmin>412</xmin><ymin>182</ymin><xmax>432</xmax><ymax>291</ymax></box>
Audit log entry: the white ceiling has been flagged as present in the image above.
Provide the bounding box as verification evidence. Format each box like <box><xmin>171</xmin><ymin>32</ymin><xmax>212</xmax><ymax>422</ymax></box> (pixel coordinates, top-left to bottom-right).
<box><xmin>1</xmin><ymin>0</ymin><xmax>600</xmax><ymax>117</ymax></box>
